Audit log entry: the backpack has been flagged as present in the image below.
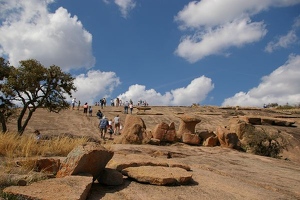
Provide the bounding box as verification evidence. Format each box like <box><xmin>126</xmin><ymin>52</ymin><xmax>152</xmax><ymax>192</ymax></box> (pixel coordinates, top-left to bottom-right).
<box><xmin>100</xmin><ymin>119</ymin><xmax>108</xmax><ymax>128</ymax></box>
<box><xmin>97</xmin><ymin>112</ymin><xmax>103</xmax><ymax>118</ymax></box>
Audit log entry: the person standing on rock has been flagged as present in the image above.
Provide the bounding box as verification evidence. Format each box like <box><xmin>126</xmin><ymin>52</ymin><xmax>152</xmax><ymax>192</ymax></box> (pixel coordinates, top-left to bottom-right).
<box><xmin>77</xmin><ymin>100</ymin><xmax>81</xmax><ymax>110</ymax></box>
<box><xmin>113</xmin><ymin>114</ymin><xmax>120</xmax><ymax>135</ymax></box>
<box><xmin>83</xmin><ymin>102</ymin><xmax>88</xmax><ymax>115</ymax></box>
<box><xmin>88</xmin><ymin>106</ymin><xmax>93</xmax><ymax>116</ymax></box>
<box><xmin>99</xmin><ymin>116</ymin><xmax>108</xmax><ymax>139</ymax></box>
<box><xmin>71</xmin><ymin>98</ymin><xmax>77</xmax><ymax>110</ymax></box>
<box><xmin>124</xmin><ymin>101</ymin><xmax>129</xmax><ymax>114</ymax></box>
<box><xmin>129</xmin><ymin>103</ymin><xmax>133</xmax><ymax>114</ymax></box>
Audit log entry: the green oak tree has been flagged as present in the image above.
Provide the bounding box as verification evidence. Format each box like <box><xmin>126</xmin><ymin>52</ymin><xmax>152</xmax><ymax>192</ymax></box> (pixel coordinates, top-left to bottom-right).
<box><xmin>0</xmin><ymin>58</ymin><xmax>76</xmax><ymax>134</ymax></box>
<box><xmin>0</xmin><ymin>57</ymin><xmax>14</xmax><ymax>132</ymax></box>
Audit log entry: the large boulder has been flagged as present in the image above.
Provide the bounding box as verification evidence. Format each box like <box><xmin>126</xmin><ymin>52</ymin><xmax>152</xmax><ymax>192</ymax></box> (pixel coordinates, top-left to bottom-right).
<box><xmin>114</xmin><ymin>115</ymin><xmax>149</xmax><ymax>144</ymax></box>
<box><xmin>229</xmin><ymin>118</ymin><xmax>254</xmax><ymax>140</ymax></box>
<box><xmin>203</xmin><ymin>135</ymin><xmax>219</xmax><ymax>147</ymax></box>
<box><xmin>177</xmin><ymin>115</ymin><xmax>201</xmax><ymax>141</ymax></box>
<box><xmin>182</xmin><ymin>133</ymin><xmax>200</xmax><ymax>145</ymax></box>
<box><xmin>121</xmin><ymin>166</ymin><xmax>193</xmax><ymax>186</ymax></box>
<box><xmin>152</xmin><ymin>122</ymin><xmax>176</xmax><ymax>143</ymax></box>
<box><xmin>56</xmin><ymin>142</ymin><xmax>114</xmax><ymax>181</ymax></box>
<box><xmin>3</xmin><ymin>175</ymin><xmax>93</xmax><ymax>200</ymax></box>
<box><xmin>216</xmin><ymin>126</ymin><xmax>240</xmax><ymax>149</ymax></box>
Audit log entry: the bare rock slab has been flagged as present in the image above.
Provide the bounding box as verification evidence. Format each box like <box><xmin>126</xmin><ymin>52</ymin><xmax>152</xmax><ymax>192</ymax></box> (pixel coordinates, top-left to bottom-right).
<box><xmin>3</xmin><ymin>175</ymin><xmax>93</xmax><ymax>200</ymax></box>
<box><xmin>121</xmin><ymin>166</ymin><xmax>193</xmax><ymax>186</ymax></box>
<box><xmin>107</xmin><ymin>153</ymin><xmax>191</xmax><ymax>171</ymax></box>
<box><xmin>56</xmin><ymin>142</ymin><xmax>114</xmax><ymax>180</ymax></box>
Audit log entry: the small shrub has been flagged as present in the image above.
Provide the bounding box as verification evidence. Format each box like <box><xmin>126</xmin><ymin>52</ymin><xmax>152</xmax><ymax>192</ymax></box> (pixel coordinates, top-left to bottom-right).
<box><xmin>242</xmin><ymin>128</ymin><xmax>286</xmax><ymax>158</ymax></box>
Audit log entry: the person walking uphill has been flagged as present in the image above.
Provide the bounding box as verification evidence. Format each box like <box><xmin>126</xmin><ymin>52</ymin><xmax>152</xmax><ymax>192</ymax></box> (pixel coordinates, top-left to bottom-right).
<box><xmin>113</xmin><ymin>114</ymin><xmax>120</xmax><ymax>135</ymax></box>
<box><xmin>83</xmin><ymin>102</ymin><xmax>88</xmax><ymax>115</ymax></box>
<box><xmin>124</xmin><ymin>101</ymin><xmax>129</xmax><ymax>114</ymax></box>
<box><xmin>99</xmin><ymin>116</ymin><xmax>108</xmax><ymax>139</ymax></box>
<box><xmin>71</xmin><ymin>98</ymin><xmax>77</xmax><ymax>110</ymax></box>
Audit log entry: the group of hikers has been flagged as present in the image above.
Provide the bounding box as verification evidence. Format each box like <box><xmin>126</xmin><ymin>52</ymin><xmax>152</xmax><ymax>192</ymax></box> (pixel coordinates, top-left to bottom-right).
<box><xmin>97</xmin><ymin>111</ymin><xmax>121</xmax><ymax>140</ymax></box>
<box><xmin>71</xmin><ymin>97</ymin><xmax>150</xmax><ymax>140</ymax></box>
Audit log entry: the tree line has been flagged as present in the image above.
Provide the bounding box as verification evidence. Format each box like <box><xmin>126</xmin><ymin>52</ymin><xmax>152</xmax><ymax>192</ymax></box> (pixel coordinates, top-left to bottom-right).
<box><xmin>0</xmin><ymin>57</ymin><xmax>76</xmax><ymax>135</ymax></box>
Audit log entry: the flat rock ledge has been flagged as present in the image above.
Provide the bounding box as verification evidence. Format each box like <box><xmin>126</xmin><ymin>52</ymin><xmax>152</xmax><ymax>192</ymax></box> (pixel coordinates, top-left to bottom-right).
<box><xmin>3</xmin><ymin>175</ymin><xmax>93</xmax><ymax>200</ymax></box>
<box><xmin>107</xmin><ymin>154</ymin><xmax>191</xmax><ymax>171</ymax></box>
<box><xmin>121</xmin><ymin>166</ymin><xmax>193</xmax><ymax>186</ymax></box>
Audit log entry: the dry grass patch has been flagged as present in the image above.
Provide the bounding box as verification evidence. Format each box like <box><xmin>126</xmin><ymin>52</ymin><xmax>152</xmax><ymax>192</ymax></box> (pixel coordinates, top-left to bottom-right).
<box><xmin>0</xmin><ymin>132</ymin><xmax>90</xmax><ymax>197</ymax></box>
<box><xmin>0</xmin><ymin>132</ymin><xmax>89</xmax><ymax>158</ymax></box>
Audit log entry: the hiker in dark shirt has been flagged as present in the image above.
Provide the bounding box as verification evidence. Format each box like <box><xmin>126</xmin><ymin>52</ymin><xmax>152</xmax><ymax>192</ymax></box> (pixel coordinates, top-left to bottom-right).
<box><xmin>99</xmin><ymin>116</ymin><xmax>108</xmax><ymax>139</ymax></box>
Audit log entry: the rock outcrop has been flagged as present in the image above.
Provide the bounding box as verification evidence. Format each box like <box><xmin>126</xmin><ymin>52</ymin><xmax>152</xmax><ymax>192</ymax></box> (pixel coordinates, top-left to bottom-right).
<box><xmin>203</xmin><ymin>135</ymin><xmax>219</xmax><ymax>147</ymax></box>
<box><xmin>182</xmin><ymin>133</ymin><xmax>200</xmax><ymax>145</ymax></box>
<box><xmin>3</xmin><ymin>175</ymin><xmax>93</xmax><ymax>200</ymax></box>
<box><xmin>106</xmin><ymin>153</ymin><xmax>191</xmax><ymax>171</ymax></box>
<box><xmin>177</xmin><ymin>115</ymin><xmax>201</xmax><ymax>141</ymax></box>
<box><xmin>114</xmin><ymin>115</ymin><xmax>150</xmax><ymax>144</ymax></box>
<box><xmin>239</xmin><ymin>116</ymin><xmax>295</xmax><ymax>127</ymax></box>
<box><xmin>56</xmin><ymin>142</ymin><xmax>114</xmax><ymax>180</ymax></box>
<box><xmin>121</xmin><ymin>166</ymin><xmax>192</xmax><ymax>186</ymax></box>
<box><xmin>152</xmin><ymin>122</ymin><xmax>176</xmax><ymax>143</ymax></box>
<box><xmin>216</xmin><ymin>126</ymin><xmax>240</xmax><ymax>149</ymax></box>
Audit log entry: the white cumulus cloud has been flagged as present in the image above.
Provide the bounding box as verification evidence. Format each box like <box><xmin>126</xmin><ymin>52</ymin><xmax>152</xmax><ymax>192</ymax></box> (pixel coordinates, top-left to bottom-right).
<box><xmin>222</xmin><ymin>54</ymin><xmax>300</xmax><ymax>107</ymax></box>
<box><xmin>117</xmin><ymin>76</ymin><xmax>214</xmax><ymax>106</ymax></box>
<box><xmin>0</xmin><ymin>0</ymin><xmax>95</xmax><ymax>71</ymax></box>
<box><xmin>71</xmin><ymin>70</ymin><xmax>121</xmax><ymax>105</ymax></box>
<box><xmin>174</xmin><ymin>0</ymin><xmax>300</xmax><ymax>63</ymax></box>
<box><xmin>175</xmin><ymin>18</ymin><xmax>266</xmax><ymax>63</ymax></box>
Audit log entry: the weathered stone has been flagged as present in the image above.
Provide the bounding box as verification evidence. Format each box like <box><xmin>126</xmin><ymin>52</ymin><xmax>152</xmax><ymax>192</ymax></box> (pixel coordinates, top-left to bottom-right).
<box><xmin>152</xmin><ymin>122</ymin><xmax>176</xmax><ymax>143</ymax></box>
<box><xmin>182</xmin><ymin>133</ymin><xmax>200</xmax><ymax>145</ymax></box>
<box><xmin>165</xmin><ymin>122</ymin><xmax>176</xmax><ymax>142</ymax></box>
<box><xmin>261</xmin><ymin>118</ymin><xmax>275</xmax><ymax>125</ymax></box>
<box><xmin>107</xmin><ymin>155</ymin><xmax>169</xmax><ymax>171</ymax></box>
<box><xmin>56</xmin><ymin>142</ymin><xmax>114</xmax><ymax>180</ymax></box>
<box><xmin>177</xmin><ymin>115</ymin><xmax>201</xmax><ymax>140</ymax></box>
<box><xmin>121</xmin><ymin>166</ymin><xmax>193</xmax><ymax>186</ymax></box>
<box><xmin>229</xmin><ymin>120</ymin><xmax>254</xmax><ymax>140</ymax></box>
<box><xmin>15</xmin><ymin>158</ymin><xmax>61</xmax><ymax>174</ymax></box>
<box><xmin>240</xmin><ymin>116</ymin><xmax>262</xmax><ymax>125</ymax></box>
<box><xmin>3</xmin><ymin>175</ymin><xmax>93</xmax><ymax>200</ymax></box>
<box><xmin>114</xmin><ymin>115</ymin><xmax>148</xmax><ymax>144</ymax></box>
<box><xmin>203</xmin><ymin>136</ymin><xmax>218</xmax><ymax>147</ymax></box>
<box><xmin>239</xmin><ymin>116</ymin><xmax>296</xmax><ymax>127</ymax></box>
<box><xmin>97</xmin><ymin>168</ymin><xmax>123</xmax><ymax>186</ymax></box>
<box><xmin>216</xmin><ymin>126</ymin><xmax>240</xmax><ymax>149</ymax></box>
<box><xmin>197</xmin><ymin>129</ymin><xmax>214</xmax><ymax>140</ymax></box>
<box><xmin>106</xmin><ymin>153</ymin><xmax>190</xmax><ymax>172</ymax></box>
<box><xmin>0</xmin><ymin>173</ymin><xmax>48</xmax><ymax>187</ymax></box>
<box><xmin>148</xmin><ymin>138</ymin><xmax>161</xmax><ymax>145</ymax></box>
<box><xmin>273</xmin><ymin>119</ymin><xmax>295</xmax><ymax>126</ymax></box>
<box><xmin>168</xmin><ymin>163</ymin><xmax>191</xmax><ymax>171</ymax></box>
<box><xmin>35</xmin><ymin>158</ymin><xmax>61</xmax><ymax>174</ymax></box>
<box><xmin>152</xmin><ymin>122</ymin><xmax>168</xmax><ymax>140</ymax></box>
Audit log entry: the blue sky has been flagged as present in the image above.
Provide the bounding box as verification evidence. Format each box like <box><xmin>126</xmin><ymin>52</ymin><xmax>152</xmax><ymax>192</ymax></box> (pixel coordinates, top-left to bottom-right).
<box><xmin>0</xmin><ymin>0</ymin><xmax>300</xmax><ymax>107</ymax></box>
